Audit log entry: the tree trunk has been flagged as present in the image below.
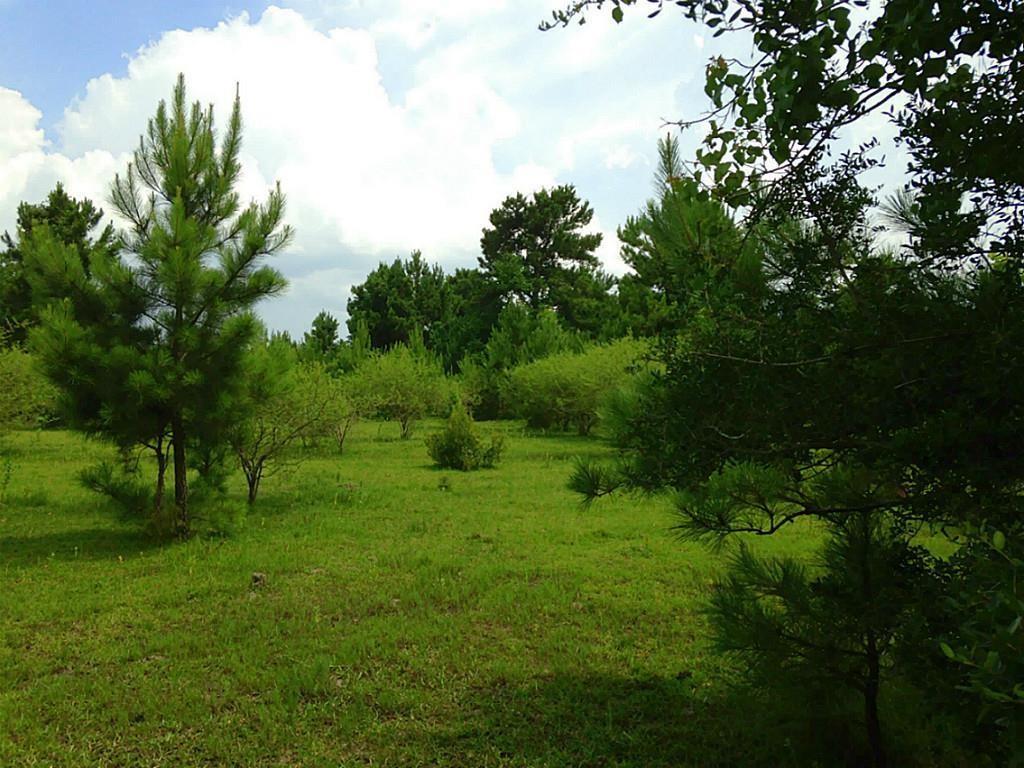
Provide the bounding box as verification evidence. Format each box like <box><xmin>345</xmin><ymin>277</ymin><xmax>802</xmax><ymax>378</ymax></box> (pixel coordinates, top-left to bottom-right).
<box><xmin>171</xmin><ymin>415</ymin><xmax>189</xmax><ymax>536</ymax></box>
<box><xmin>246</xmin><ymin>464</ymin><xmax>261</xmax><ymax>505</ymax></box>
<box><xmin>154</xmin><ymin>438</ymin><xmax>167</xmax><ymax>519</ymax></box>
<box><xmin>864</xmin><ymin>634</ymin><xmax>887</xmax><ymax>768</ymax></box>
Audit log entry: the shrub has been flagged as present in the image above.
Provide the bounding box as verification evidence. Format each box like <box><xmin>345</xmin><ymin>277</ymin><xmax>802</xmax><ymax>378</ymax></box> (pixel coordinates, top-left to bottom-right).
<box><xmin>426</xmin><ymin>406</ymin><xmax>504</xmax><ymax>470</ymax></box>
<box><xmin>461</xmin><ymin>305</ymin><xmax>582</xmax><ymax>420</ymax></box>
<box><xmin>0</xmin><ymin>344</ymin><xmax>57</xmax><ymax>434</ymax></box>
<box><xmin>353</xmin><ymin>345</ymin><xmax>447</xmax><ymax>439</ymax></box>
<box><xmin>503</xmin><ymin>338</ymin><xmax>647</xmax><ymax>434</ymax></box>
<box><xmin>232</xmin><ymin>343</ymin><xmax>336</xmax><ymax>504</ymax></box>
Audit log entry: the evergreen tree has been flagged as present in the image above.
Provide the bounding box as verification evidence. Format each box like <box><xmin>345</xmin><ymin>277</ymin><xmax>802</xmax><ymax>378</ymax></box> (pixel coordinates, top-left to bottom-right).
<box><xmin>479</xmin><ymin>185</ymin><xmax>612</xmax><ymax>328</ymax></box>
<box><xmin>553</xmin><ymin>0</ymin><xmax>1024</xmax><ymax>763</ymax></box>
<box><xmin>303</xmin><ymin>310</ymin><xmax>340</xmax><ymax>358</ymax></box>
<box><xmin>346</xmin><ymin>250</ymin><xmax>446</xmax><ymax>349</ymax></box>
<box><xmin>431</xmin><ymin>267</ymin><xmax>503</xmax><ymax>371</ymax></box>
<box><xmin>24</xmin><ymin>75</ymin><xmax>291</xmax><ymax>535</ymax></box>
<box><xmin>0</xmin><ymin>184</ymin><xmax>115</xmax><ymax>341</ymax></box>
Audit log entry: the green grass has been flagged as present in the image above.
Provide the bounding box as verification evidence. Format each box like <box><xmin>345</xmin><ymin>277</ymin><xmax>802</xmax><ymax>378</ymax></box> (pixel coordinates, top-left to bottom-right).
<box><xmin>0</xmin><ymin>423</ymin><xmax>836</xmax><ymax>766</ymax></box>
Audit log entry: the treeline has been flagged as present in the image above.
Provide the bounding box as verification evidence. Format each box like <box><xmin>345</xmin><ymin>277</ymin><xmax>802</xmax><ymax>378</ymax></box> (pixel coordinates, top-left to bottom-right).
<box><xmin>291</xmin><ymin>182</ymin><xmax>663</xmax><ymax>388</ymax></box>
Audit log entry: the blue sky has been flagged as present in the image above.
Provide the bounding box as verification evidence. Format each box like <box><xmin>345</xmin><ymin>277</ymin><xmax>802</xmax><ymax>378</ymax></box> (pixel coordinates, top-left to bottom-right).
<box><xmin>0</xmin><ymin>1</ymin><xmax>902</xmax><ymax>336</ymax></box>
<box><xmin>1</xmin><ymin>1</ymin><xmax>266</xmax><ymax>127</ymax></box>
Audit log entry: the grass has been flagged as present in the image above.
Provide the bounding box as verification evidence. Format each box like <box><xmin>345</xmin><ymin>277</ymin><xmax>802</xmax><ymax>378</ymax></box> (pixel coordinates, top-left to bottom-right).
<box><xmin>0</xmin><ymin>423</ymin><xmax>848</xmax><ymax>766</ymax></box>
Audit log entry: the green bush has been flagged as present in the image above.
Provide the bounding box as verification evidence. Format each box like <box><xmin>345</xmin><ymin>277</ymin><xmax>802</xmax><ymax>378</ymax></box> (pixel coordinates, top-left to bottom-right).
<box><xmin>0</xmin><ymin>344</ymin><xmax>57</xmax><ymax>433</ymax></box>
<box><xmin>353</xmin><ymin>345</ymin><xmax>447</xmax><ymax>439</ymax></box>
<box><xmin>426</xmin><ymin>406</ymin><xmax>504</xmax><ymax>470</ymax></box>
<box><xmin>460</xmin><ymin>306</ymin><xmax>582</xmax><ymax>420</ymax></box>
<box><xmin>503</xmin><ymin>338</ymin><xmax>648</xmax><ymax>434</ymax></box>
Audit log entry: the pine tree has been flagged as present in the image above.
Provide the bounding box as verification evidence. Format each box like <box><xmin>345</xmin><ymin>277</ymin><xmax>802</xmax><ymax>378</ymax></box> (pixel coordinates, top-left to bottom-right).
<box><xmin>303</xmin><ymin>310</ymin><xmax>340</xmax><ymax>358</ymax></box>
<box><xmin>0</xmin><ymin>184</ymin><xmax>115</xmax><ymax>341</ymax></box>
<box><xmin>25</xmin><ymin>74</ymin><xmax>291</xmax><ymax>535</ymax></box>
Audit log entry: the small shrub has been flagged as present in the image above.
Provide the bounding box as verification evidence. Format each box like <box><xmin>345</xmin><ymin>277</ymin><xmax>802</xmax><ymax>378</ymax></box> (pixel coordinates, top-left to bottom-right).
<box><xmin>426</xmin><ymin>406</ymin><xmax>504</xmax><ymax>470</ymax></box>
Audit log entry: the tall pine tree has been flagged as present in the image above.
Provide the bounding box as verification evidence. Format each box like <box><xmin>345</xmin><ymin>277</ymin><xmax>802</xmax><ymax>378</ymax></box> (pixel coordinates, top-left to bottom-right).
<box><xmin>25</xmin><ymin>75</ymin><xmax>291</xmax><ymax>535</ymax></box>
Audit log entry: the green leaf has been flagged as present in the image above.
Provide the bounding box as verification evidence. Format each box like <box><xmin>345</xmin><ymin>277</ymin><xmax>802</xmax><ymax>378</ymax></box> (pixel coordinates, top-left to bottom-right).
<box><xmin>993</xmin><ymin>530</ymin><xmax>1006</xmax><ymax>552</ymax></box>
<box><xmin>940</xmin><ymin>642</ymin><xmax>956</xmax><ymax>660</ymax></box>
<box><xmin>611</xmin><ymin>6</ymin><xmax>624</xmax><ymax>23</ymax></box>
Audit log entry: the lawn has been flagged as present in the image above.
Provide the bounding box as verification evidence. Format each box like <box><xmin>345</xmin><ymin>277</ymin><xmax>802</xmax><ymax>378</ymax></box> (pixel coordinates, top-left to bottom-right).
<box><xmin>1</xmin><ymin>423</ymin><xmax>819</xmax><ymax>767</ymax></box>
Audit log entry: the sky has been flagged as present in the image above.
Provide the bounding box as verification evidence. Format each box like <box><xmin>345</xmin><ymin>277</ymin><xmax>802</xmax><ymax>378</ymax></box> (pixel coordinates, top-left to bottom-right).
<box><xmin>0</xmin><ymin>0</ymin><xmax>903</xmax><ymax>337</ymax></box>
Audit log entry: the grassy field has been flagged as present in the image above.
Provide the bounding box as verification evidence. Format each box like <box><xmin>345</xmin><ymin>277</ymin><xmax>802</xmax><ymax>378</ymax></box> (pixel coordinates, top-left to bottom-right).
<box><xmin>1</xmin><ymin>423</ymin><xmax>848</xmax><ymax>766</ymax></box>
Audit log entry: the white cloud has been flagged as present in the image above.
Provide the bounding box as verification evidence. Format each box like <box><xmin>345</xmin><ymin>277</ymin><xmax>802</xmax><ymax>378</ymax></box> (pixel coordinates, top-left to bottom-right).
<box><xmin>1</xmin><ymin>7</ymin><xmax>565</xmax><ymax>331</ymax></box>
<box><xmin>0</xmin><ymin>87</ymin><xmax>125</xmax><ymax>237</ymax></box>
<box><xmin>0</xmin><ymin>4</ymin><xmax>707</xmax><ymax>334</ymax></box>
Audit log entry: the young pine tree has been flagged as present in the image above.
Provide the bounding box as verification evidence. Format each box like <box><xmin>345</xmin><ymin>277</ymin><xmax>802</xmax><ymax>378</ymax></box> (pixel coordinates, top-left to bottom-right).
<box><xmin>25</xmin><ymin>75</ymin><xmax>291</xmax><ymax>535</ymax></box>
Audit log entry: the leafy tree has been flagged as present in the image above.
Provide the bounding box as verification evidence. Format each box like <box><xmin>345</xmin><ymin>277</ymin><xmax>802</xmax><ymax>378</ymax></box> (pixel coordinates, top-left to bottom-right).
<box><xmin>1</xmin><ymin>184</ymin><xmax>115</xmax><ymax>341</ymax></box>
<box><xmin>353</xmin><ymin>344</ymin><xmax>447</xmax><ymax>439</ymax></box>
<box><xmin>232</xmin><ymin>342</ymin><xmax>332</xmax><ymax>504</ymax></box>
<box><xmin>346</xmin><ymin>250</ymin><xmax>446</xmax><ymax>349</ymax></box>
<box><xmin>503</xmin><ymin>338</ymin><xmax>646</xmax><ymax>434</ymax></box>
<box><xmin>24</xmin><ymin>75</ymin><xmax>291</xmax><ymax>535</ymax></box>
<box><xmin>302</xmin><ymin>310</ymin><xmax>340</xmax><ymax>359</ymax></box>
<box><xmin>479</xmin><ymin>185</ymin><xmax>615</xmax><ymax>332</ymax></box>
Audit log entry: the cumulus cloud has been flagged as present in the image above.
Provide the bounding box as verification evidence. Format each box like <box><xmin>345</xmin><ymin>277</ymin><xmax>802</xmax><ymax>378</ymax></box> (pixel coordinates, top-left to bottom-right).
<box><xmin>2</xmin><ymin>7</ymin><xmax>567</xmax><ymax>332</ymax></box>
<box><xmin>0</xmin><ymin>87</ymin><xmax>124</xmax><ymax>238</ymax></box>
<box><xmin>0</xmin><ymin>4</ymin><xmax>702</xmax><ymax>334</ymax></box>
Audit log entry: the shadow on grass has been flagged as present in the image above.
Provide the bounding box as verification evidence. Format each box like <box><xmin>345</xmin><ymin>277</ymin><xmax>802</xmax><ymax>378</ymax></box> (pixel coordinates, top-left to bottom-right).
<box><xmin>421</xmin><ymin>672</ymin><xmax>797</xmax><ymax>768</ymax></box>
<box><xmin>0</xmin><ymin>526</ymin><xmax>161</xmax><ymax>568</ymax></box>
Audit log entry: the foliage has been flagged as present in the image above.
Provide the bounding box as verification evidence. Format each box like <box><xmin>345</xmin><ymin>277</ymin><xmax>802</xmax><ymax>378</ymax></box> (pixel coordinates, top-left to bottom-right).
<box><xmin>544</xmin><ymin>1</ymin><xmax>1024</xmax><ymax>260</ymax></box>
<box><xmin>78</xmin><ymin>459</ymin><xmax>154</xmax><ymax>523</ymax></box>
<box><xmin>617</xmin><ymin>153</ymin><xmax>746</xmax><ymax>337</ymax></box>
<box><xmin>548</xmin><ymin>1</ymin><xmax>1024</xmax><ymax>764</ymax></box>
<box><xmin>430</xmin><ymin>267</ymin><xmax>504</xmax><ymax>372</ymax></box>
<box><xmin>504</xmin><ymin>338</ymin><xmax>646</xmax><ymax>434</ymax></box>
<box><xmin>479</xmin><ymin>185</ymin><xmax>618</xmax><ymax>335</ymax></box>
<box><xmin>426</xmin><ymin>405</ymin><xmax>504</xmax><ymax>470</ymax></box>
<box><xmin>294</xmin><ymin>363</ymin><xmax>370</xmax><ymax>454</ymax></box>
<box><xmin>302</xmin><ymin>310</ymin><xmax>340</xmax><ymax>360</ymax></box>
<box><xmin>346</xmin><ymin>251</ymin><xmax>447</xmax><ymax>350</ymax></box>
<box><xmin>0</xmin><ymin>342</ymin><xmax>56</xmax><ymax>434</ymax></box>
<box><xmin>460</xmin><ymin>304</ymin><xmax>582</xmax><ymax>420</ymax></box>
<box><xmin>942</xmin><ymin>523</ymin><xmax>1024</xmax><ymax>762</ymax></box>
<box><xmin>352</xmin><ymin>344</ymin><xmax>447</xmax><ymax>439</ymax></box>
<box><xmin>0</xmin><ymin>184</ymin><xmax>115</xmax><ymax>342</ymax></box>
<box><xmin>231</xmin><ymin>341</ymin><xmax>333</xmax><ymax>504</ymax></box>
<box><xmin>23</xmin><ymin>74</ymin><xmax>291</xmax><ymax>536</ymax></box>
